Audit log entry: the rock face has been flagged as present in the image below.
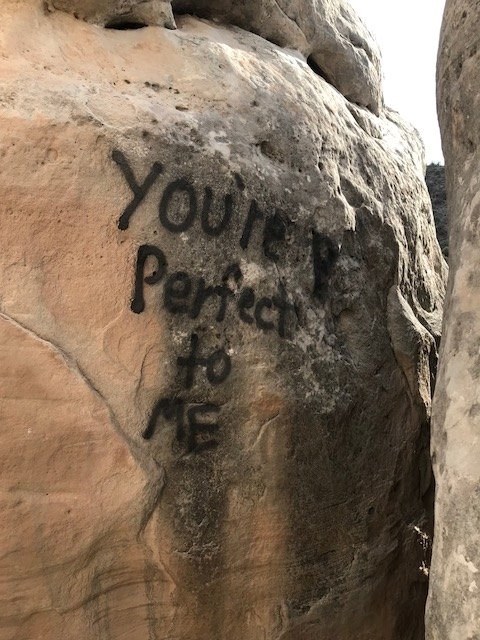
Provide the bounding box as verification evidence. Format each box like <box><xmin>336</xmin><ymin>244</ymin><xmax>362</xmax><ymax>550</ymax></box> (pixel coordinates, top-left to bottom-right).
<box><xmin>426</xmin><ymin>1</ymin><xmax>480</xmax><ymax>638</ymax></box>
<box><xmin>426</xmin><ymin>164</ymin><xmax>448</xmax><ymax>258</ymax></box>
<box><xmin>0</xmin><ymin>1</ymin><xmax>446</xmax><ymax>639</ymax></box>
<box><xmin>50</xmin><ymin>0</ymin><xmax>383</xmax><ymax>114</ymax></box>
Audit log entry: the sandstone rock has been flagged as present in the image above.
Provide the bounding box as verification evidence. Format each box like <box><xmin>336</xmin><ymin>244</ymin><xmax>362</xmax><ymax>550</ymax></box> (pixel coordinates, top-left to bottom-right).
<box><xmin>50</xmin><ymin>0</ymin><xmax>383</xmax><ymax>114</ymax></box>
<box><xmin>0</xmin><ymin>1</ymin><xmax>446</xmax><ymax>639</ymax></box>
<box><xmin>426</xmin><ymin>1</ymin><xmax>480</xmax><ymax>638</ymax></box>
<box><xmin>0</xmin><ymin>314</ymin><xmax>163</xmax><ymax>640</ymax></box>
<box><xmin>172</xmin><ymin>0</ymin><xmax>383</xmax><ymax>114</ymax></box>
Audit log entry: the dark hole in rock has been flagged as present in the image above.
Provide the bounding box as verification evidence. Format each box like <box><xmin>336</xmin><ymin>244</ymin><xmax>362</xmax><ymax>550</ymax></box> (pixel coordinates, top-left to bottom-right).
<box><xmin>105</xmin><ymin>21</ymin><xmax>148</xmax><ymax>30</ymax></box>
<box><xmin>307</xmin><ymin>55</ymin><xmax>333</xmax><ymax>85</ymax></box>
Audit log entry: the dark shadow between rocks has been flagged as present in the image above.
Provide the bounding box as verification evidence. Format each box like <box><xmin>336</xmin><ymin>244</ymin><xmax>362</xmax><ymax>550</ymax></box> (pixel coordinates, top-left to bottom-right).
<box><xmin>105</xmin><ymin>20</ymin><xmax>148</xmax><ymax>30</ymax></box>
<box><xmin>307</xmin><ymin>54</ymin><xmax>334</xmax><ymax>86</ymax></box>
<box><xmin>426</xmin><ymin>164</ymin><xmax>448</xmax><ymax>259</ymax></box>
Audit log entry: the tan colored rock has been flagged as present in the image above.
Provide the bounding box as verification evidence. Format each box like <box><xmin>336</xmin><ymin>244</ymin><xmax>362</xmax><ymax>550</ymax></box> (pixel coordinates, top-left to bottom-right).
<box><xmin>0</xmin><ymin>1</ymin><xmax>445</xmax><ymax>639</ymax></box>
<box><xmin>426</xmin><ymin>1</ymin><xmax>480</xmax><ymax>638</ymax></box>
<box><xmin>50</xmin><ymin>0</ymin><xmax>383</xmax><ymax>114</ymax></box>
<box><xmin>0</xmin><ymin>314</ymin><xmax>167</xmax><ymax>639</ymax></box>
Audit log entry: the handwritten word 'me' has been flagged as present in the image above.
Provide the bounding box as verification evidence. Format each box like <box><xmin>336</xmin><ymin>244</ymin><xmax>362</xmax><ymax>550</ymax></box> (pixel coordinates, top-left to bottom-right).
<box><xmin>143</xmin><ymin>334</ymin><xmax>231</xmax><ymax>452</ymax></box>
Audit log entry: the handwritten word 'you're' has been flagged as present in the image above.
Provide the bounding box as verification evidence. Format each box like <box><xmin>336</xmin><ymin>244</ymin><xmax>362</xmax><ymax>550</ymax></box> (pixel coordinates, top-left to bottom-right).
<box><xmin>112</xmin><ymin>149</ymin><xmax>292</xmax><ymax>259</ymax></box>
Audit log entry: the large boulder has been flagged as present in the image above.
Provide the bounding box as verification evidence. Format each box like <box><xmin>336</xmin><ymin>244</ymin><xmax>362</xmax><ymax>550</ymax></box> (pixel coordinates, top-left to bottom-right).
<box><xmin>0</xmin><ymin>1</ymin><xmax>446</xmax><ymax>639</ymax></box>
<box><xmin>171</xmin><ymin>0</ymin><xmax>383</xmax><ymax>114</ymax></box>
<box><xmin>426</xmin><ymin>1</ymin><xmax>480</xmax><ymax>638</ymax></box>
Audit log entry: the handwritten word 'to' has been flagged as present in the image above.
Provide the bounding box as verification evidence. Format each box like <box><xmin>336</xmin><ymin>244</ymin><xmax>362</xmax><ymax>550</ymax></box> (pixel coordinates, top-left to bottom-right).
<box><xmin>177</xmin><ymin>333</ymin><xmax>232</xmax><ymax>389</ymax></box>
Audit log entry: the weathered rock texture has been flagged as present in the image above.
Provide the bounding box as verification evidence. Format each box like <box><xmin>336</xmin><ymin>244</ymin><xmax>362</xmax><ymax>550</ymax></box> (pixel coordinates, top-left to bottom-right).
<box><xmin>426</xmin><ymin>164</ymin><xmax>448</xmax><ymax>258</ymax></box>
<box><xmin>0</xmin><ymin>1</ymin><xmax>446</xmax><ymax>639</ymax></box>
<box><xmin>50</xmin><ymin>0</ymin><xmax>383</xmax><ymax>114</ymax></box>
<box><xmin>426</xmin><ymin>1</ymin><xmax>480</xmax><ymax>638</ymax></box>
<box><xmin>174</xmin><ymin>0</ymin><xmax>383</xmax><ymax>114</ymax></box>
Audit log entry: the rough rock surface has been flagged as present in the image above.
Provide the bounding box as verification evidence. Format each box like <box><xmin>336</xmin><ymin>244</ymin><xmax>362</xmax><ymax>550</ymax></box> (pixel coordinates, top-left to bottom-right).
<box><xmin>0</xmin><ymin>1</ymin><xmax>446</xmax><ymax>639</ymax></box>
<box><xmin>426</xmin><ymin>164</ymin><xmax>448</xmax><ymax>258</ymax></box>
<box><xmin>426</xmin><ymin>1</ymin><xmax>480</xmax><ymax>638</ymax></box>
<box><xmin>51</xmin><ymin>0</ymin><xmax>383</xmax><ymax>114</ymax></box>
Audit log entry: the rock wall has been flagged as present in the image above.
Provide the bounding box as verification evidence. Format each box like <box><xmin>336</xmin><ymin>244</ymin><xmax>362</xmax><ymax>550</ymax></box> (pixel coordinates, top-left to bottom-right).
<box><xmin>0</xmin><ymin>1</ymin><xmax>446</xmax><ymax>639</ymax></box>
<box><xmin>426</xmin><ymin>1</ymin><xmax>480</xmax><ymax>638</ymax></box>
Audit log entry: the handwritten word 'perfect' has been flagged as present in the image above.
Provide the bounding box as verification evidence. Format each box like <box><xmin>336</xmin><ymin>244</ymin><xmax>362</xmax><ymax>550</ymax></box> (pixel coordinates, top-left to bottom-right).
<box><xmin>132</xmin><ymin>245</ymin><xmax>293</xmax><ymax>339</ymax></box>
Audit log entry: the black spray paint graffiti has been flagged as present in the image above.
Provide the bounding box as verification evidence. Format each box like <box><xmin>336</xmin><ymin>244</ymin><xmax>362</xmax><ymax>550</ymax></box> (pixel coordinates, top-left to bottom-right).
<box><xmin>113</xmin><ymin>149</ymin><xmax>339</xmax><ymax>451</ymax></box>
<box><xmin>113</xmin><ymin>150</ymin><xmax>291</xmax><ymax>264</ymax></box>
<box><xmin>177</xmin><ymin>333</ymin><xmax>232</xmax><ymax>389</ymax></box>
<box><xmin>312</xmin><ymin>231</ymin><xmax>339</xmax><ymax>302</ymax></box>
<box><xmin>131</xmin><ymin>245</ymin><xmax>294</xmax><ymax>339</ymax></box>
<box><xmin>112</xmin><ymin>149</ymin><xmax>163</xmax><ymax>231</ymax></box>
<box><xmin>144</xmin><ymin>398</ymin><xmax>221</xmax><ymax>454</ymax></box>
<box><xmin>142</xmin><ymin>334</ymin><xmax>231</xmax><ymax>452</ymax></box>
<box><xmin>113</xmin><ymin>150</ymin><xmax>339</xmax><ymax>298</ymax></box>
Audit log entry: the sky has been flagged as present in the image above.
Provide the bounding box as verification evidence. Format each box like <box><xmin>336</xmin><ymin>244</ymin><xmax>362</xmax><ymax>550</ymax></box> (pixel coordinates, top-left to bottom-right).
<box><xmin>349</xmin><ymin>0</ymin><xmax>445</xmax><ymax>163</ymax></box>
